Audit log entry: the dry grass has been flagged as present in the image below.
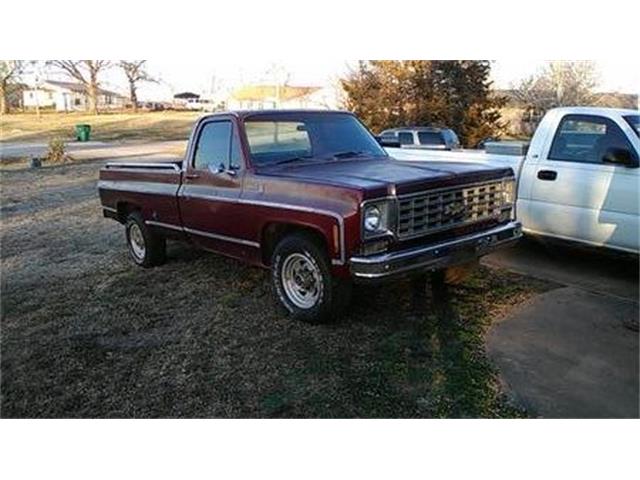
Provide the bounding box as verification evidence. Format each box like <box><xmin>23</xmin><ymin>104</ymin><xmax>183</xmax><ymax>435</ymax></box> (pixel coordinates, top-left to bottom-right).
<box><xmin>0</xmin><ymin>159</ymin><xmax>554</xmax><ymax>418</ymax></box>
<box><xmin>1</xmin><ymin>111</ymin><xmax>200</xmax><ymax>143</ymax></box>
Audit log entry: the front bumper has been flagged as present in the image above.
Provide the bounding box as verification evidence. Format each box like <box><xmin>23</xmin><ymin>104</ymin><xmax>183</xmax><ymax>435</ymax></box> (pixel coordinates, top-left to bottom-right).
<box><xmin>350</xmin><ymin>221</ymin><xmax>522</xmax><ymax>280</ymax></box>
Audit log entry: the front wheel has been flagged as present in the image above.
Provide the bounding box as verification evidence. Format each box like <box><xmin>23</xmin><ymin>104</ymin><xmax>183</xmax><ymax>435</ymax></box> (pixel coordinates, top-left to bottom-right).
<box><xmin>271</xmin><ymin>233</ymin><xmax>351</xmax><ymax>324</ymax></box>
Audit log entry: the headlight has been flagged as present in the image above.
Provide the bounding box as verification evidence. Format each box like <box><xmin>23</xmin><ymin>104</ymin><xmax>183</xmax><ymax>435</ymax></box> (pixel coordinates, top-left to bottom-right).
<box><xmin>364</xmin><ymin>206</ymin><xmax>382</xmax><ymax>231</ymax></box>
<box><xmin>361</xmin><ymin>200</ymin><xmax>394</xmax><ymax>239</ymax></box>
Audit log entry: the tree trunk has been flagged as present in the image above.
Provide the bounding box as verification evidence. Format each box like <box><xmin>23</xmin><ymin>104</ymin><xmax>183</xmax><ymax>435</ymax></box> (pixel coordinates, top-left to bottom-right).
<box><xmin>87</xmin><ymin>82</ymin><xmax>98</xmax><ymax>115</ymax></box>
<box><xmin>129</xmin><ymin>81</ymin><xmax>138</xmax><ymax>112</ymax></box>
<box><xmin>0</xmin><ymin>80</ymin><xmax>8</xmax><ymax>115</ymax></box>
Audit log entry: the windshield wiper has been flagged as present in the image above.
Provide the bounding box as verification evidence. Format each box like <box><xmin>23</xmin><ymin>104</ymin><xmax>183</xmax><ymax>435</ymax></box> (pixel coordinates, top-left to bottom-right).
<box><xmin>273</xmin><ymin>155</ymin><xmax>314</xmax><ymax>166</ymax></box>
<box><xmin>331</xmin><ymin>150</ymin><xmax>368</xmax><ymax>159</ymax></box>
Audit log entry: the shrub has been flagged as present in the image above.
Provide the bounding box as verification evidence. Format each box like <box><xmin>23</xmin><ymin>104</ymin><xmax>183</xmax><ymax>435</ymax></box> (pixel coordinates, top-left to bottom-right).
<box><xmin>46</xmin><ymin>138</ymin><xmax>66</xmax><ymax>164</ymax></box>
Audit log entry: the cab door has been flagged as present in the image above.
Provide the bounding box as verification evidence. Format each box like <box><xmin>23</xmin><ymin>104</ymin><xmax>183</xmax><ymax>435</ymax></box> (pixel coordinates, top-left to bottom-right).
<box><xmin>179</xmin><ymin>117</ymin><xmax>256</xmax><ymax>258</ymax></box>
<box><xmin>526</xmin><ymin>113</ymin><xmax>639</xmax><ymax>252</ymax></box>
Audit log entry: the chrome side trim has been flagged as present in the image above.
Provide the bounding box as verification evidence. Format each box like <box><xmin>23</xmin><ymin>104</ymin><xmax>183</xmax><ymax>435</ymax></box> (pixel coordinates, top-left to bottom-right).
<box><xmin>105</xmin><ymin>162</ymin><xmax>181</xmax><ymax>172</ymax></box>
<box><xmin>145</xmin><ymin>220</ymin><xmax>259</xmax><ymax>247</ymax></box>
<box><xmin>102</xmin><ymin>206</ymin><xmax>118</xmax><ymax>213</ymax></box>
<box><xmin>183</xmin><ymin>227</ymin><xmax>260</xmax><ymax>248</ymax></box>
<box><xmin>146</xmin><ymin>220</ymin><xmax>184</xmax><ymax>232</ymax></box>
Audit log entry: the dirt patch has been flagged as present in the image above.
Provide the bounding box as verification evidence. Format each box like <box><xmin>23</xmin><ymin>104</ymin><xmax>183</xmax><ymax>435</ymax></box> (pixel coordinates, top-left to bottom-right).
<box><xmin>0</xmin><ymin>161</ymin><xmax>553</xmax><ymax>418</ymax></box>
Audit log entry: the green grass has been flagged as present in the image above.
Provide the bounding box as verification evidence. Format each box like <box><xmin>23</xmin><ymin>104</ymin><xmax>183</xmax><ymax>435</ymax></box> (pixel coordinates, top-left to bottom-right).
<box><xmin>1</xmin><ymin>111</ymin><xmax>200</xmax><ymax>143</ymax></box>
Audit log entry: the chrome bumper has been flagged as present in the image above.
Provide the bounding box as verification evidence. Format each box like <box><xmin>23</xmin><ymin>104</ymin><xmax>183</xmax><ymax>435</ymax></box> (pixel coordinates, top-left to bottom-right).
<box><xmin>350</xmin><ymin>221</ymin><xmax>522</xmax><ymax>280</ymax></box>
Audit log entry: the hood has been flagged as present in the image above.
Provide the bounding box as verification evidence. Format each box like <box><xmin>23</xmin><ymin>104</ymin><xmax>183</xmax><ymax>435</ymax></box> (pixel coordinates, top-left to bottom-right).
<box><xmin>257</xmin><ymin>156</ymin><xmax>513</xmax><ymax>197</ymax></box>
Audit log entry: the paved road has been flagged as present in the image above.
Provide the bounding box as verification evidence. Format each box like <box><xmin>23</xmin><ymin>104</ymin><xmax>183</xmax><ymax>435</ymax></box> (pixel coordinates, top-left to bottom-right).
<box><xmin>484</xmin><ymin>238</ymin><xmax>639</xmax><ymax>418</ymax></box>
<box><xmin>1</xmin><ymin>140</ymin><xmax>187</xmax><ymax>162</ymax></box>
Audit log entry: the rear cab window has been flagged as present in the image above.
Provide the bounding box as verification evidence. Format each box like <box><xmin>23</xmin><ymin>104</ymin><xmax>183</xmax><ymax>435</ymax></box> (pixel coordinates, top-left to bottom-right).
<box><xmin>397</xmin><ymin>131</ymin><xmax>414</xmax><ymax>145</ymax></box>
<box><xmin>417</xmin><ymin>131</ymin><xmax>445</xmax><ymax>146</ymax></box>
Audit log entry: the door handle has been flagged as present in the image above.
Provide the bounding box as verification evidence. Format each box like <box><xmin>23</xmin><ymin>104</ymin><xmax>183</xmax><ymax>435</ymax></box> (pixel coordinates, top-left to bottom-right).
<box><xmin>185</xmin><ymin>173</ymin><xmax>200</xmax><ymax>179</ymax></box>
<box><xmin>537</xmin><ymin>170</ymin><xmax>557</xmax><ymax>181</ymax></box>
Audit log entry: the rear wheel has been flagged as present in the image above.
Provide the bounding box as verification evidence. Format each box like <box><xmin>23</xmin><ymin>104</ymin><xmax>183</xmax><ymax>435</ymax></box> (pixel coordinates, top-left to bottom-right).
<box><xmin>125</xmin><ymin>211</ymin><xmax>166</xmax><ymax>267</ymax></box>
<box><xmin>271</xmin><ymin>233</ymin><xmax>351</xmax><ymax>324</ymax></box>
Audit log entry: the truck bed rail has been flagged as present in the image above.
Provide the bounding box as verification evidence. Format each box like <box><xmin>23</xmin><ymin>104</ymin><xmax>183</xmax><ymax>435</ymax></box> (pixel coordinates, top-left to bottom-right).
<box><xmin>104</xmin><ymin>162</ymin><xmax>181</xmax><ymax>172</ymax></box>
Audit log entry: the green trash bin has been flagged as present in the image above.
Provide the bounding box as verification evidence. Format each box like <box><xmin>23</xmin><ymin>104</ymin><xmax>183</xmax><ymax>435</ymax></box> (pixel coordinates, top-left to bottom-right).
<box><xmin>75</xmin><ymin>124</ymin><xmax>91</xmax><ymax>142</ymax></box>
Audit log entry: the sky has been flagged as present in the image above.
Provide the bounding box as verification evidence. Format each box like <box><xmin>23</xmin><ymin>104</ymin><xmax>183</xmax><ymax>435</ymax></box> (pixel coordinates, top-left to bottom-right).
<box><xmin>43</xmin><ymin>59</ymin><xmax>639</xmax><ymax>101</ymax></box>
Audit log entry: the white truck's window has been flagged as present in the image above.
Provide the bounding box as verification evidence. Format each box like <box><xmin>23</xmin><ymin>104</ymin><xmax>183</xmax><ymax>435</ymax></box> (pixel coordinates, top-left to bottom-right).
<box><xmin>194</xmin><ymin>121</ymin><xmax>232</xmax><ymax>170</ymax></box>
<box><xmin>549</xmin><ymin>114</ymin><xmax>634</xmax><ymax>164</ymax></box>
<box><xmin>418</xmin><ymin>131</ymin><xmax>445</xmax><ymax>145</ymax></box>
<box><xmin>398</xmin><ymin>132</ymin><xmax>414</xmax><ymax>145</ymax></box>
<box><xmin>624</xmin><ymin>115</ymin><xmax>639</xmax><ymax>138</ymax></box>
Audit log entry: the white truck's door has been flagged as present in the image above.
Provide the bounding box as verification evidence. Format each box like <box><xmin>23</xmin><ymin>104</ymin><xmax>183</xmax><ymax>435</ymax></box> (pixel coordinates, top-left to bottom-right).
<box><xmin>526</xmin><ymin>112</ymin><xmax>639</xmax><ymax>253</ymax></box>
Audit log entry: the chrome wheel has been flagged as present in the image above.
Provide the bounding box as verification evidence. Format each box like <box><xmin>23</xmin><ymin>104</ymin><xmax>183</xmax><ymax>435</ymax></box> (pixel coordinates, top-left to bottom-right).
<box><xmin>281</xmin><ymin>252</ymin><xmax>323</xmax><ymax>309</ymax></box>
<box><xmin>128</xmin><ymin>223</ymin><xmax>146</xmax><ymax>261</ymax></box>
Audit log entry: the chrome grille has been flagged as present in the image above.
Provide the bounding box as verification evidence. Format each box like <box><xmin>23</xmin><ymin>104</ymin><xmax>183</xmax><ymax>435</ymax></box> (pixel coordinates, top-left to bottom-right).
<box><xmin>397</xmin><ymin>180</ymin><xmax>508</xmax><ymax>239</ymax></box>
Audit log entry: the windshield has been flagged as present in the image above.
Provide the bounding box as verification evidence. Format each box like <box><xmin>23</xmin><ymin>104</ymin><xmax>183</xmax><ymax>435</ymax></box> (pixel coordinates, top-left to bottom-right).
<box><xmin>624</xmin><ymin>115</ymin><xmax>639</xmax><ymax>137</ymax></box>
<box><xmin>244</xmin><ymin>112</ymin><xmax>387</xmax><ymax>166</ymax></box>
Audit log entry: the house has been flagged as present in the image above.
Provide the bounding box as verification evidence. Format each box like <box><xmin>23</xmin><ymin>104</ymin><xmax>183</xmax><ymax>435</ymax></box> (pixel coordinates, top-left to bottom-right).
<box><xmin>22</xmin><ymin>80</ymin><xmax>127</xmax><ymax>112</ymax></box>
<box><xmin>173</xmin><ymin>92</ymin><xmax>200</xmax><ymax>109</ymax></box>
<box><xmin>227</xmin><ymin>84</ymin><xmax>336</xmax><ymax>110</ymax></box>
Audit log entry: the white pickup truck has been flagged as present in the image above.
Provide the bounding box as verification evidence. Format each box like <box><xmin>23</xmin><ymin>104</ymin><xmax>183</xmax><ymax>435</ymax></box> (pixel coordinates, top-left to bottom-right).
<box><xmin>387</xmin><ymin>107</ymin><xmax>640</xmax><ymax>254</ymax></box>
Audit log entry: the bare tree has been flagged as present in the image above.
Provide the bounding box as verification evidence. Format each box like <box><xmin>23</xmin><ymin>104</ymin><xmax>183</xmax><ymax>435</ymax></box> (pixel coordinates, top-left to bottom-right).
<box><xmin>0</xmin><ymin>60</ymin><xmax>26</xmax><ymax>115</ymax></box>
<box><xmin>50</xmin><ymin>60</ymin><xmax>111</xmax><ymax>114</ymax></box>
<box><xmin>119</xmin><ymin>60</ymin><xmax>155</xmax><ymax>112</ymax></box>
<box><xmin>514</xmin><ymin>61</ymin><xmax>599</xmax><ymax>113</ymax></box>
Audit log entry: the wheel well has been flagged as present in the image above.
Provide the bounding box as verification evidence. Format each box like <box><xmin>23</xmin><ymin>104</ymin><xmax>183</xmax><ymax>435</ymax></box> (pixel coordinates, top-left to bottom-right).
<box><xmin>116</xmin><ymin>202</ymin><xmax>141</xmax><ymax>223</ymax></box>
<box><xmin>261</xmin><ymin>223</ymin><xmax>329</xmax><ymax>266</ymax></box>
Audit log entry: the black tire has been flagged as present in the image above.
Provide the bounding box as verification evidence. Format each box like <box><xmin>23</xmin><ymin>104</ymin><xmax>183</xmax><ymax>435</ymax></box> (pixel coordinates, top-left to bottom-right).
<box><xmin>125</xmin><ymin>211</ymin><xmax>166</xmax><ymax>268</ymax></box>
<box><xmin>271</xmin><ymin>233</ymin><xmax>351</xmax><ymax>324</ymax></box>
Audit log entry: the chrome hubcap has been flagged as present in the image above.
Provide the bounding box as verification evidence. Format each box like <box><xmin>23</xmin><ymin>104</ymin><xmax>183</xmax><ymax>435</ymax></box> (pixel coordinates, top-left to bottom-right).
<box><xmin>129</xmin><ymin>223</ymin><xmax>146</xmax><ymax>260</ymax></box>
<box><xmin>281</xmin><ymin>252</ymin><xmax>323</xmax><ymax>309</ymax></box>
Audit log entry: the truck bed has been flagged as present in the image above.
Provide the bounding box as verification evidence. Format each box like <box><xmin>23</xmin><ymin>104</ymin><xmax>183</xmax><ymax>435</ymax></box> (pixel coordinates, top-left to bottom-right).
<box><xmin>97</xmin><ymin>161</ymin><xmax>183</xmax><ymax>228</ymax></box>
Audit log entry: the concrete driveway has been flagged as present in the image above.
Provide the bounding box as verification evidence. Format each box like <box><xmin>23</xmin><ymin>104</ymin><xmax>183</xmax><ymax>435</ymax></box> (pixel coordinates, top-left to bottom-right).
<box><xmin>483</xmin><ymin>238</ymin><xmax>639</xmax><ymax>418</ymax></box>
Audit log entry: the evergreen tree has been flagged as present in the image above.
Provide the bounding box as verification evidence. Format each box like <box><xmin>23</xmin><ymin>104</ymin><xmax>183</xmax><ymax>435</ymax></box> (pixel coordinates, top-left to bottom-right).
<box><xmin>340</xmin><ymin>61</ymin><xmax>506</xmax><ymax>147</ymax></box>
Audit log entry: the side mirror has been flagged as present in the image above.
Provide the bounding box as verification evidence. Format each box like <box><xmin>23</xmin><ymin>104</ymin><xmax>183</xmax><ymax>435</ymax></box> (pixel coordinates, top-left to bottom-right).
<box><xmin>212</xmin><ymin>162</ymin><xmax>238</xmax><ymax>176</ymax></box>
<box><xmin>602</xmin><ymin>147</ymin><xmax>639</xmax><ymax>168</ymax></box>
<box><xmin>375</xmin><ymin>136</ymin><xmax>401</xmax><ymax>148</ymax></box>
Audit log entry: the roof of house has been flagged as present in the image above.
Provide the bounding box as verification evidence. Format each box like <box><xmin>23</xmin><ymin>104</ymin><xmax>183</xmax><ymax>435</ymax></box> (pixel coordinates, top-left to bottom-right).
<box><xmin>232</xmin><ymin>85</ymin><xmax>322</xmax><ymax>102</ymax></box>
<box><xmin>173</xmin><ymin>92</ymin><xmax>200</xmax><ymax>99</ymax></box>
<box><xmin>40</xmin><ymin>80</ymin><xmax>124</xmax><ymax>97</ymax></box>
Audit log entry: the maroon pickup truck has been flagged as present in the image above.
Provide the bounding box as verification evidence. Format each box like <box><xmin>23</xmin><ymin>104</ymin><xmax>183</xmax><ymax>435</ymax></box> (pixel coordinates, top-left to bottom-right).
<box><xmin>98</xmin><ymin>110</ymin><xmax>521</xmax><ymax>323</ymax></box>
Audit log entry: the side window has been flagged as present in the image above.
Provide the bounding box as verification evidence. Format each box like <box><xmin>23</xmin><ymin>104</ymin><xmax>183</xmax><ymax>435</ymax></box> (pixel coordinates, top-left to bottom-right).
<box><xmin>398</xmin><ymin>131</ymin><xmax>414</xmax><ymax>146</ymax></box>
<box><xmin>549</xmin><ymin>115</ymin><xmax>635</xmax><ymax>164</ymax></box>
<box><xmin>194</xmin><ymin>121</ymin><xmax>231</xmax><ymax>170</ymax></box>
